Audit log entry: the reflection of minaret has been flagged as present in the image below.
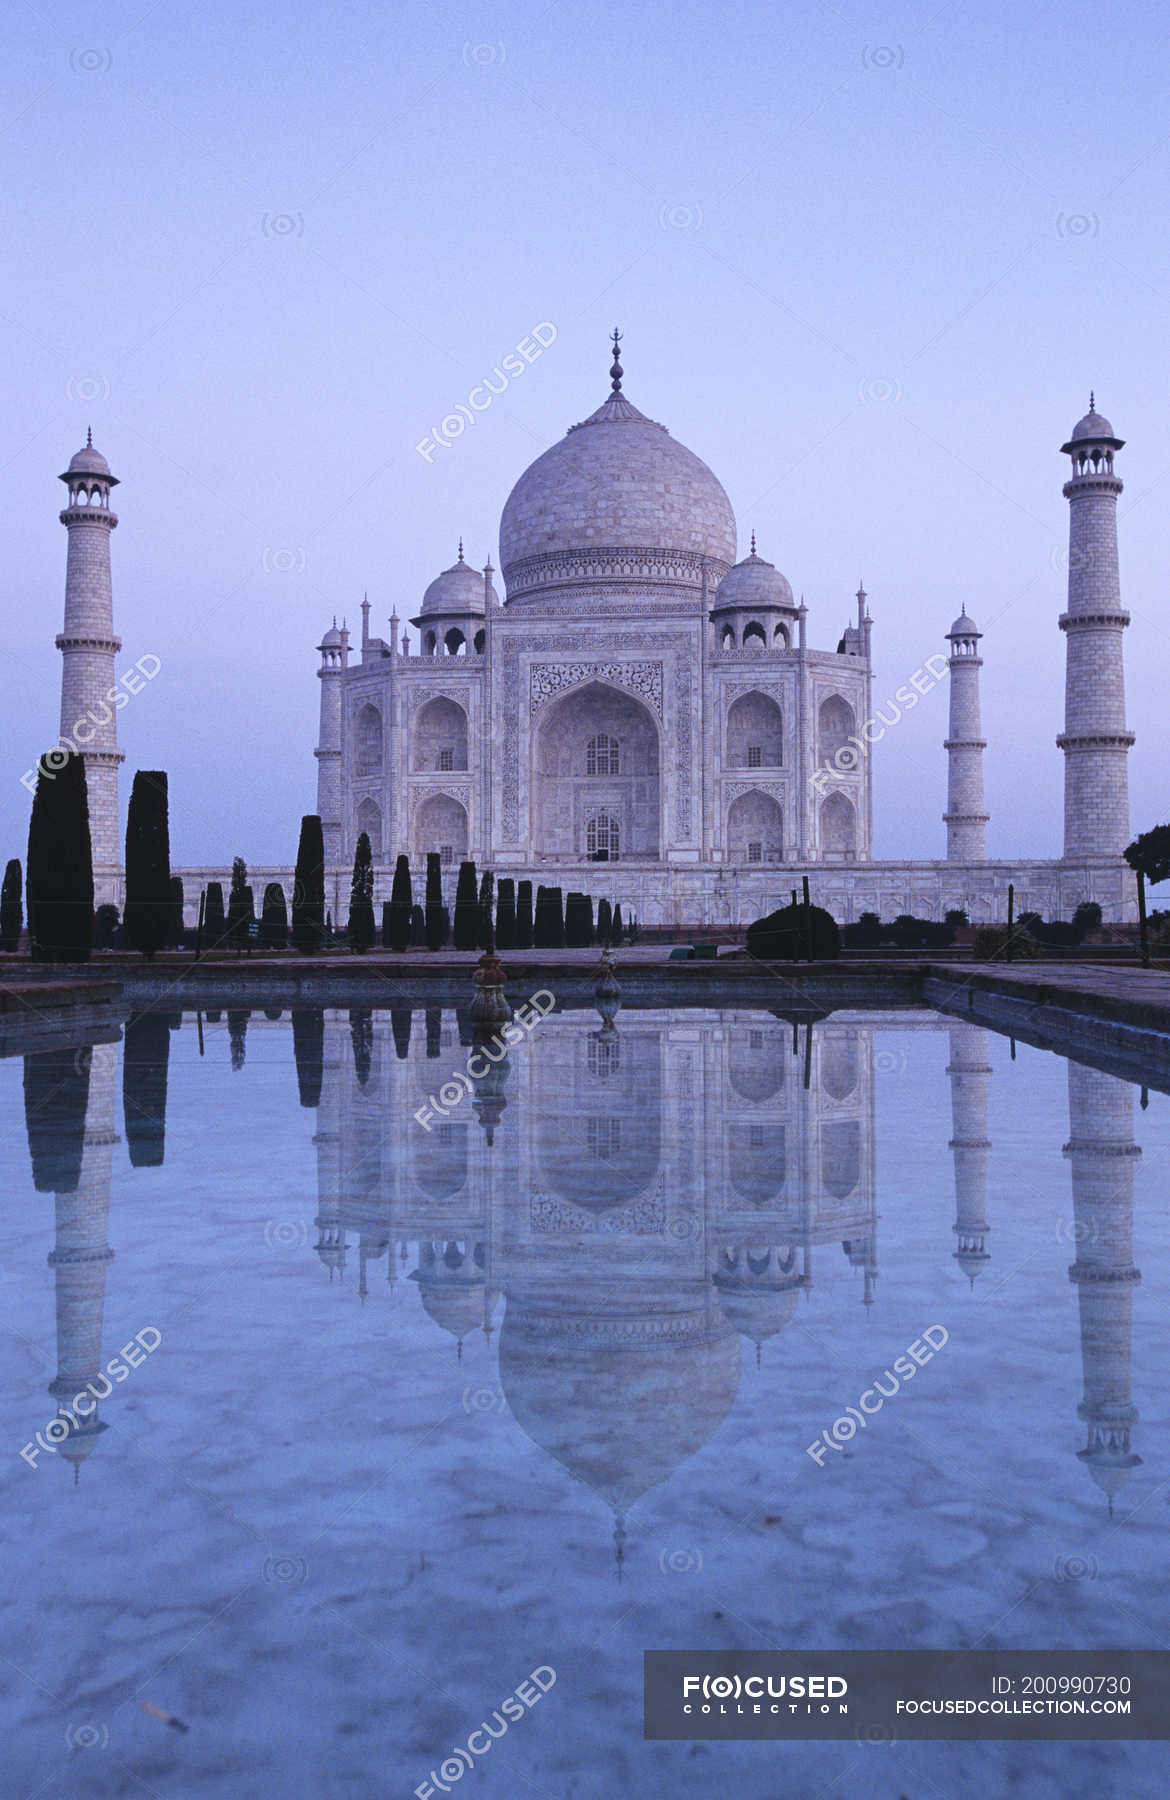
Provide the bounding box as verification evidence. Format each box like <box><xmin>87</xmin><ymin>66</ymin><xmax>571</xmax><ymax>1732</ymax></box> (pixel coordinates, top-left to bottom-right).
<box><xmin>1064</xmin><ymin>1062</ymin><xmax>1141</xmax><ymax>1511</ymax></box>
<box><xmin>313</xmin><ymin>1022</ymin><xmax>346</xmax><ymax>1277</ymax></box>
<box><xmin>48</xmin><ymin>1043</ymin><xmax>119</xmax><ymax>1480</ymax></box>
<box><xmin>946</xmin><ymin>1024</ymin><xmax>992</xmax><ymax>1285</ymax></box>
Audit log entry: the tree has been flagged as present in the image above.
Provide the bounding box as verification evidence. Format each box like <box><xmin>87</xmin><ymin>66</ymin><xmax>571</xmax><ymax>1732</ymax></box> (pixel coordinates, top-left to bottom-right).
<box><xmin>944</xmin><ymin>908</ymin><xmax>969</xmax><ymax>929</ymax></box>
<box><xmin>478</xmin><ymin>869</ymin><xmax>495</xmax><ymax>949</ymax></box>
<box><xmin>409</xmin><ymin>903</ymin><xmax>426</xmax><ymax>947</ymax></box>
<box><xmin>843</xmin><ymin>910</ymin><xmax>882</xmax><ymax>950</ymax></box>
<box><xmin>1125</xmin><ymin>825</ymin><xmax>1170</xmax><ymax>968</ymax></box>
<box><xmin>611</xmin><ymin>902</ymin><xmax>623</xmax><ymax>942</ymax></box>
<box><xmin>348</xmin><ymin>832</ymin><xmax>376</xmax><ymax>951</ymax></box>
<box><xmin>387</xmin><ymin>854</ymin><xmax>412</xmax><ymax>953</ymax></box>
<box><xmin>565</xmin><ymin>891</ymin><xmax>594</xmax><ymax>948</ymax></box>
<box><xmin>0</xmin><ymin>858</ymin><xmax>22</xmax><ymax>951</ymax></box>
<box><xmin>291</xmin><ymin>815</ymin><xmax>325</xmax><ymax>954</ymax></box>
<box><xmin>169</xmin><ymin>876</ymin><xmax>185</xmax><ymax>946</ymax></box>
<box><xmin>424</xmin><ymin>853</ymin><xmax>448</xmax><ymax>949</ymax></box>
<box><xmin>26</xmin><ymin>753</ymin><xmax>93</xmax><ymax>962</ymax></box>
<box><xmin>260</xmin><ymin>882</ymin><xmax>289</xmax><ymax>949</ymax></box>
<box><xmin>124</xmin><ymin>771</ymin><xmax>172</xmax><ymax>960</ymax></box>
<box><xmin>747</xmin><ymin>903</ymin><xmax>841</xmax><ymax>962</ymax></box>
<box><xmin>596</xmin><ymin>897</ymin><xmax>612</xmax><ymax>946</ymax></box>
<box><xmin>204</xmin><ymin>881</ymin><xmax>227</xmax><ymax>946</ymax></box>
<box><xmin>515</xmin><ymin>879</ymin><xmax>534</xmax><ymax>950</ymax></box>
<box><xmin>93</xmin><ymin>903</ymin><xmax>120</xmax><ymax>949</ymax></box>
<box><xmin>534</xmin><ymin>885</ymin><xmax>565</xmax><ymax>949</ymax></box>
<box><xmin>495</xmin><ymin>878</ymin><xmax>516</xmax><ymax>950</ymax></box>
<box><xmin>227</xmin><ymin>857</ymin><xmax>250</xmax><ymax>952</ymax></box>
<box><xmin>1073</xmin><ymin>901</ymin><xmax>1102</xmax><ymax>942</ymax></box>
<box><xmin>453</xmin><ymin>860</ymin><xmax>480</xmax><ymax>950</ymax></box>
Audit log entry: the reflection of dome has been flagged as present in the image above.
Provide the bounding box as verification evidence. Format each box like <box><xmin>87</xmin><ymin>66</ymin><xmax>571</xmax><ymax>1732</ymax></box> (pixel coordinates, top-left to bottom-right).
<box><xmin>713</xmin><ymin>1247</ymin><xmax>804</xmax><ymax>1351</ymax></box>
<box><xmin>410</xmin><ymin>1240</ymin><xmax>488</xmax><ymax>1345</ymax></box>
<box><xmin>499</xmin><ymin>1294</ymin><xmax>740</xmax><ymax>1512</ymax></box>
<box><xmin>421</xmin><ymin>548</ymin><xmax>485</xmax><ymax>616</ymax></box>
<box><xmin>499</xmin><ymin>388</ymin><xmax>736</xmax><ymax>598</ymax></box>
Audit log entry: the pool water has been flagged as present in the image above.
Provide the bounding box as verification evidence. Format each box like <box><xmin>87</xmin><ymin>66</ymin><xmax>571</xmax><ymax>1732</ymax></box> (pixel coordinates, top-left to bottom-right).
<box><xmin>3</xmin><ymin>1001</ymin><xmax>1170</xmax><ymax>1798</ymax></box>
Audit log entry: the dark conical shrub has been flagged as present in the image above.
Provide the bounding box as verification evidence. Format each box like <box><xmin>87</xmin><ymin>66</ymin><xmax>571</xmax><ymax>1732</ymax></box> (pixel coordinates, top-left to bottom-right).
<box><xmin>204</xmin><ymin>881</ymin><xmax>226</xmax><ymax>946</ymax></box>
<box><xmin>260</xmin><ymin>882</ymin><xmax>288</xmax><ymax>949</ymax></box>
<box><xmin>347</xmin><ymin>832</ymin><xmax>376</xmax><ymax>951</ymax></box>
<box><xmin>495</xmin><ymin>878</ymin><xmax>516</xmax><ymax>950</ymax></box>
<box><xmin>350</xmin><ymin>1008</ymin><xmax>373</xmax><ymax>1086</ymax></box>
<box><xmin>24</xmin><ymin>1046</ymin><xmax>91</xmax><ymax>1191</ymax></box>
<box><xmin>612</xmin><ymin>902</ymin><xmax>623</xmax><ymax>941</ymax></box>
<box><xmin>477</xmin><ymin>869</ymin><xmax>495</xmax><ymax>949</ymax></box>
<box><xmin>747</xmin><ymin>902</ymin><xmax>840</xmax><ymax>963</ymax></box>
<box><xmin>291</xmin><ymin>815</ymin><xmax>325</xmax><ymax>954</ymax></box>
<box><xmin>94</xmin><ymin>903</ymin><xmax>119</xmax><ymax>949</ymax></box>
<box><xmin>1</xmin><ymin>858</ymin><xmax>22</xmax><ymax>951</ymax></box>
<box><xmin>453</xmin><ymin>860</ymin><xmax>480</xmax><ymax>950</ymax></box>
<box><xmin>596</xmin><ymin>897</ymin><xmax>612</xmax><ymax>946</ymax></box>
<box><xmin>410</xmin><ymin>903</ymin><xmax>426</xmax><ymax>947</ymax></box>
<box><xmin>515</xmin><ymin>879</ymin><xmax>534</xmax><ymax>950</ymax></box>
<box><xmin>124</xmin><ymin>775</ymin><xmax>172</xmax><ymax>960</ymax></box>
<box><xmin>387</xmin><ymin>854</ymin><xmax>412</xmax><ymax>952</ymax></box>
<box><xmin>227</xmin><ymin>857</ymin><xmax>250</xmax><ymax>952</ymax></box>
<box><xmin>565</xmin><ymin>891</ymin><xmax>593</xmax><ymax>949</ymax></box>
<box><xmin>26</xmin><ymin>753</ymin><xmax>93</xmax><ymax>962</ymax></box>
<box><xmin>291</xmin><ymin>1008</ymin><xmax>325</xmax><ymax>1107</ymax></box>
<box><xmin>534</xmin><ymin>885</ymin><xmax>564</xmax><ymax>949</ymax></box>
<box><xmin>122</xmin><ymin>1011</ymin><xmax>171</xmax><ymax>1166</ymax></box>
<box><xmin>168</xmin><ymin>875</ymin><xmax>184</xmax><ymax>945</ymax></box>
<box><xmin>425</xmin><ymin>853</ymin><xmax>446</xmax><ymax>950</ymax></box>
<box><xmin>391</xmin><ymin>1006</ymin><xmax>412</xmax><ymax>1059</ymax></box>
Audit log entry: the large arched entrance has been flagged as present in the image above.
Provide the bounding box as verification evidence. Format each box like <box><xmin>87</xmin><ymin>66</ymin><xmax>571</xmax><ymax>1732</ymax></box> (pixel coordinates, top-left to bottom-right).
<box><xmin>533</xmin><ymin>681</ymin><xmax>660</xmax><ymax>860</ymax></box>
<box><xmin>726</xmin><ymin>790</ymin><xmax>782</xmax><ymax>864</ymax></box>
<box><xmin>415</xmin><ymin>792</ymin><xmax>468</xmax><ymax>863</ymax></box>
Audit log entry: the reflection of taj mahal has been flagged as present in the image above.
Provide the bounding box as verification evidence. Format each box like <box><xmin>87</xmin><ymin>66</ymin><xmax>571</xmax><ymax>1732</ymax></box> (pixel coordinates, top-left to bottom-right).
<box><xmin>29</xmin><ymin>1011</ymin><xmax>1147</xmax><ymax>1523</ymax></box>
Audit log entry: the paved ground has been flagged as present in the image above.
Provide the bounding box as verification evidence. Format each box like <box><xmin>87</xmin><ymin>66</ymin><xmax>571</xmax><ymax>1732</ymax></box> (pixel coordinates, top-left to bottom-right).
<box><xmin>925</xmin><ymin>959</ymin><xmax>1170</xmax><ymax>1034</ymax></box>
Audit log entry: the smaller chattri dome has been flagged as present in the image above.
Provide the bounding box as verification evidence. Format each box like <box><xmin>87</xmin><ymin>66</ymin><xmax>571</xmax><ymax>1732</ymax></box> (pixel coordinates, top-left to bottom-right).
<box><xmin>319</xmin><ymin>620</ymin><xmax>345</xmax><ymax>648</ymax></box>
<box><xmin>1070</xmin><ymin>407</ymin><xmax>1115</xmax><ymax>442</ymax></box>
<box><xmin>948</xmin><ymin>607</ymin><xmax>980</xmax><ymax>637</ymax></box>
<box><xmin>60</xmin><ymin>429</ymin><xmax>116</xmax><ymax>484</ymax></box>
<box><xmin>712</xmin><ymin>539</ymin><xmax>795</xmax><ymax>613</ymax></box>
<box><xmin>421</xmin><ymin>545</ymin><xmax>485</xmax><ymax>616</ymax></box>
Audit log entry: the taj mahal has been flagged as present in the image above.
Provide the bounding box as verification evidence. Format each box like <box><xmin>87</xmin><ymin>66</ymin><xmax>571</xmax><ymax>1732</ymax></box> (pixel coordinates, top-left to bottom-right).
<box><xmin>48</xmin><ymin>335</ymin><xmax>1138</xmax><ymax>923</ymax></box>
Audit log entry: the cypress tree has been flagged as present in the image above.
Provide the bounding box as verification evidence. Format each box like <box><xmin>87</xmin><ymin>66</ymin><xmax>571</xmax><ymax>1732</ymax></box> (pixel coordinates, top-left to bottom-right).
<box><xmin>26</xmin><ymin>753</ymin><xmax>93</xmax><ymax>962</ymax></box>
<box><xmin>123</xmin><ymin>1012</ymin><xmax>170</xmax><ymax>1166</ymax></box>
<box><xmin>596</xmin><ymin>897</ymin><xmax>612</xmax><ymax>946</ymax></box>
<box><xmin>534</xmin><ymin>885</ymin><xmax>565</xmax><ymax>949</ymax></box>
<box><xmin>381</xmin><ymin>901</ymin><xmax>393</xmax><ymax>948</ymax></box>
<box><xmin>453</xmin><ymin>860</ymin><xmax>480</xmax><ymax>950</ymax></box>
<box><xmin>424</xmin><ymin>853</ymin><xmax>445</xmax><ymax>950</ymax></box>
<box><xmin>410</xmin><ymin>903</ymin><xmax>426</xmax><ymax>947</ymax></box>
<box><xmin>0</xmin><ymin>858</ymin><xmax>22</xmax><ymax>951</ymax></box>
<box><xmin>169</xmin><ymin>875</ymin><xmax>184</xmax><ymax>945</ymax></box>
<box><xmin>477</xmin><ymin>869</ymin><xmax>495</xmax><ymax>949</ymax></box>
<box><xmin>495</xmin><ymin>877</ymin><xmax>516</xmax><ymax>950</ymax></box>
<box><xmin>94</xmin><ymin>903</ymin><xmax>119</xmax><ymax>949</ymax></box>
<box><xmin>612</xmin><ymin>902</ymin><xmax>623</xmax><ymax>942</ymax></box>
<box><xmin>204</xmin><ymin>881</ymin><xmax>227</xmax><ymax>946</ymax></box>
<box><xmin>124</xmin><ymin>772</ymin><xmax>172</xmax><ymax>960</ymax></box>
<box><xmin>388</xmin><ymin>854</ymin><xmax>412</xmax><ymax>952</ymax></box>
<box><xmin>565</xmin><ymin>891</ymin><xmax>593</xmax><ymax>948</ymax></box>
<box><xmin>24</xmin><ymin>1046</ymin><xmax>91</xmax><ymax>1191</ymax></box>
<box><xmin>227</xmin><ymin>857</ymin><xmax>250</xmax><ymax>952</ymax></box>
<box><xmin>347</xmin><ymin>832</ymin><xmax>376</xmax><ymax>951</ymax></box>
<box><xmin>515</xmin><ymin>879</ymin><xmax>534</xmax><ymax>950</ymax></box>
<box><xmin>291</xmin><ymin>815</ymin><xmax>325</xmax><ymax>953</ymax></box>
<box><xmin>291</xmin><ymin>1008</ymin><xmax>325</xmax><ymax>1107</ymax></box>
<box><xmin>260</xmin><ymin>882</ymin><xmax>288</xmax><ymax>949</ymax></box>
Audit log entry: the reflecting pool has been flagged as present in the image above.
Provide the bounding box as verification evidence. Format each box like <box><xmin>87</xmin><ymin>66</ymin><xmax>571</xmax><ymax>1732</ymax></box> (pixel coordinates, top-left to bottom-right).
<box><xmin>3</xmin><ymin>1002</ymin><xmax>1170</xmax><ymax>1798</ymax></box>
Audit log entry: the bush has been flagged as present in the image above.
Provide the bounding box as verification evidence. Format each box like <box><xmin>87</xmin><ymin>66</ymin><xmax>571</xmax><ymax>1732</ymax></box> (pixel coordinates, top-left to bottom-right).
<box><xmin>747</xmin><ymin>902</ymin><xmax>840</xmax><ymax>962</ymax></box>
<box><xmin>1</xmin><ymin>858</ymin><xmax>22</xmax><ymax>951</ymax></box>
<box><xmin>842</xmin><ymin>911</ymin><xmax>883</xmax><ymax>950</ymax></box>
<box><xmin>124</xmin><ymin>771</ymin><xmax>172</xmax><ymax>960</ymax></box>
<box><xmin>972</xmin><ymin>925</ymin><xmax>1041</xmax><ymax>961</ymax></box>
<box><xmin>565</xmin><ymin>891</ymin><xmax>594</xmax><ymax>948</ymax></box>
<box><xmin>1073</xmin><ymin>901</ymin><xmax>1102</xmax><ymax>942</ymax></box>
<box><xmin>515</xmin><ymin>880</ymin><xmax>534</xmax><ymax>950</ymax></box>
<box><xmin>260</xmin><ymin>882</ymin><xmax>288</xmax><ymax>949</ymax></box>
<box><xmin>204</xmin><ymin>882</ymin><xmax>226</xmax><ymax>946</ymax></box>
<box><xmin>495</xmin><ymin>878</ymin><xmax>516</xmax><ymax>950</ymax></box>
<box><xmin>944</xmin><ymin>908</ymin><xmax>969</xmax><ymax>928</ymax></box>
<box><xmin>596</xmin><ymin>897</ymin><xmax>612</xmax><ymax>946</ymax></box>
<box><xmin>410</xmin><ymin>903</ymin><xmax>427</xmax><ymax>948</ymax></box>
<box><xmin>534</xmin><ymin>885</ymin><xmax>565</xmax><ymax>949</ymax></box>
<box><xmin>93</xmin><ymin>902</ymin><xmax>120</xmax><ymax>949</ymax></box>
<box><xmin>453</xmin><ymin>861</ymin><xmax>480</xmax><ymax>950</ymax></box>
<box><xmin>26</xmin><ymin>753</ymin><xmax>93</xmax><ymax>962</ymax></box>
<box><xmin>291</xmin><ymin>816</ymin><xmax>325</xmax><ymax>954</ymax></box>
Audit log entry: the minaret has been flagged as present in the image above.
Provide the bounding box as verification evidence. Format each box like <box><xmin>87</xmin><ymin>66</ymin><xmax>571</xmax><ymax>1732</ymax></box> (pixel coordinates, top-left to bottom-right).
<box><xmin>946</xmin><ymin>1024</ymin><xmax>992</xmax><ymax>1284</ymax></box>
<box><xmin>1058</xmin><ymin>398</ymin><xmax>1134</xmax><ymax>859</ymax></box>
<box><xmin>1064</xmin><ymin>1061</ymin><xmax>1141</xmax><ymax>1511</ymax></box>
<box><xmin>315</xmin><ymin>619</ymin><xmax>348</xmax><ymax>867</ymax></box>
<box><xmin>57</xmin><ymin>433</ymin><xmax>124</xmax><ymax>900</ymax></box>
<box><xmin>943</xmin><ymin>608</ymin><xmax>988</xmax><ymax>861</ymax></box>
<box><xmin>48</xmin><ymin>1042</ymin><xmax>119</xmax><ymax>1480</ymax></box>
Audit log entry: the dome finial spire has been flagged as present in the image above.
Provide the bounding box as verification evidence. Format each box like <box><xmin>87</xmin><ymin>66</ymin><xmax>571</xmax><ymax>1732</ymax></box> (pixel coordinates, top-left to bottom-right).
<box><xmin>457</xmin><ymin>537</ymin><xmax>464</xmax><ymax>562</ymax></box>
<box><xmin>610</xmin><ymin>327</ymin><xmax>623</xmax><ymax>394</ymax></box>
<box><xmin>86</xmin><ymin>426</ymin><xmax>92</xmax><ymax>448</ymax></box>
<box><xmin>750</xmin><ymin>529</ymin><xmax>756</xmax><ymax>557</ymax></box>
<box><xmin>1090</xmin><ymin>390</ymin><xmax>1096</xmax><ymax>412</ymax></box>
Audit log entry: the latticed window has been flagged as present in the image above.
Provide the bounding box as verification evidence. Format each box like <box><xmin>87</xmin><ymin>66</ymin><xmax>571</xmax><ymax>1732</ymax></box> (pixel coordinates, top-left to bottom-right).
<box><xmin>440</xmin><ymin>842</ymin><xmax>454</xmax><ymax>865</ymax></box>
<box><xmin>586</xmin><ymin>814</ymin><xmax>620</xmax><ymax>862</ymax></box>
<box><xmin>747</xmin><ymin>745</ymin><xmax>763</xmax><ymax>768</ymax></box>
<box><xmin>438</xmin><ymin>746</ymin><xmax>454</xmax><ymax>771</ymax></box>
<box><xmin>747</xmin><ymin>840</ymin><xmax>763</xmax><ymax>864</ymax></box>
<box><xmin>750</xmin><ymin>1124</ymin><xmax>765</xmax><ymax>1147</ymax></box>
<box><xmin>587</xmin><ymin>1117</ymin><xmax>621</xmax><ymax>1160</ymax></box>
<box><xmin>586</xmin><ymin>733</ymin><xmax>620</xmax><ymax>775</ymax></box>
<box><xmin>587</xmin><ymin>1035</ymin><xmax>622</xmax><ymax>1080</ymax></box>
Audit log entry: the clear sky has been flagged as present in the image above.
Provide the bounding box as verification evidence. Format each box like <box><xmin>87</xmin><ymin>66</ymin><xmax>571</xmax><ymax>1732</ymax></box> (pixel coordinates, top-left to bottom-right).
<box><xmin>2</xmin><ymin>0</ymin><xmax>1167</xmax><ymax>869</ymax></box>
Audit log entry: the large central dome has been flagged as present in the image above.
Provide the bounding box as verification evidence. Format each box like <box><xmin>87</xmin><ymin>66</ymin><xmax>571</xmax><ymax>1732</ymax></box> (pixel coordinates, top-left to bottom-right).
<box><xmin>498</xmin><ymin>380</ymin><xmax>737</xmax><ymax>603</ymax></box>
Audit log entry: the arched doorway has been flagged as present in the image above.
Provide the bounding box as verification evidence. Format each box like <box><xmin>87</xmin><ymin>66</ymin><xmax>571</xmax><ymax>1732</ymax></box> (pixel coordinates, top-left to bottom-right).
<box><xmin>820</xmin><ymin>791</ymin><xmax>857</xmax><ymax>860</ymax></box>
<box><xmin>726</xmin><ymin>692</ymin><xmax>783</xmax><ymax>769</ymax></box>
<box><xmin>818</xmin><ymin>695</ymin><xmax>856</xmax><ymax>768</ymax></box>
<box><xmin>413</xmin><ymin>697</ymin><xmax>468</xmax><ymax>772</ymax></box>
<box><xmin>415</xmin><ymin>792</ymin><xmax>468</xmax><ymax>864</ymax></box>
<box><xmin>533</xmin><ymin>681</ymin><xmax>660</xmax><ymax>860</ymax></box>
<box><xmin>355</xmin><ymin>704</ymin><xmax>382</xmax><ymax>777</ymax></box>
<box><xmin>355</xmin><ymin>796</ymin><xmax>382</xmax><ymax>859</ymax></box>
<box><xmin>727</xmin><ymin>790</ymin><xmax>782</xmax><ymax>864</ymax></box>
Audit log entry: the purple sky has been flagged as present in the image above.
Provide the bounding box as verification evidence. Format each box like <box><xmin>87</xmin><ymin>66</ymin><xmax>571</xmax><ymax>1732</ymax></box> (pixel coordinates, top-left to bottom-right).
<box><xmin>2</xmin><ymin>0</ymin><xmax>1167</xmax><ymax>869</ymax></box>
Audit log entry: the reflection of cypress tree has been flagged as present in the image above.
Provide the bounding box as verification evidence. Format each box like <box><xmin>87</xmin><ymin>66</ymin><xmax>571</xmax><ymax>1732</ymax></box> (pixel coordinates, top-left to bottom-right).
<box><xmin>515</xmin><ymin>880</ymin><xmax>534</xmax><ymax>950</ymax></box>
<box><xmin>227</xmin><ymin>1009</ymin><xmax>250</xmax><ymax>1072</ymax></box>
<box><xmin>24</xmin><ymin>1046</ymin><xmax>91</xmax><ymax>1191</ymax></box>
<box><xmin>391</xmin><ymin>1007</ymin><xmax>412</xmax><ymax>1060</ymax></box>
<box><xmin>496</xmin><ymin>877</ymin><xmax>516</xmax><ymax>950</ymax></box>
<box><xmin>425</xmin><ymin>1008</ymin><xmax>442</xmax><ymax>1058</ymax></box>
<box><xmin>291</xmin><ymin>1009</ymin><xmax>325</xmax><ymax>1107</ymax></box>
<box><xmin>350</xmin><ymin>1009</ymin><xmax>373</xmax><ymax>1086</ymax></box>
<box><xmin>123</xmin><ymin>1012</ymin><xmax>171</xmax><ymax>1166</ymax></box>
<box><xmin>455</xmin><ymin>1005</ymin><xmax>473</xmax><ymax>1047</ymax></box>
